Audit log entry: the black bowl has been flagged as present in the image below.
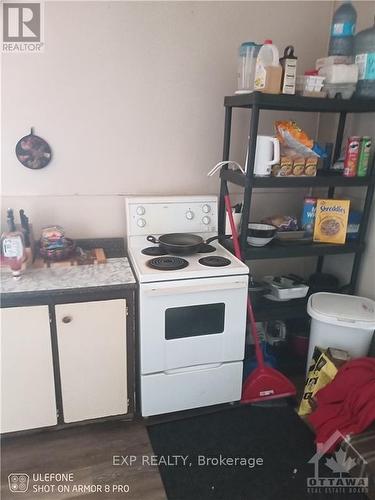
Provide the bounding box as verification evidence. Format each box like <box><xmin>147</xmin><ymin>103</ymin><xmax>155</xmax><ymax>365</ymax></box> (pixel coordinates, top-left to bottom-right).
<box><xmin>247</xmin><ymin>223</ymin><xmax>278</xmax><ymax>238</ymax></box>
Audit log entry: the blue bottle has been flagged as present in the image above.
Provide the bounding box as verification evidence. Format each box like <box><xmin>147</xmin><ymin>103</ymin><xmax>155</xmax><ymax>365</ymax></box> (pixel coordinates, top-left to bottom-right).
<box><xmin>328</xmin><ymin>1</ymin><xmax>357</xmax><ymax>56</ymax></box>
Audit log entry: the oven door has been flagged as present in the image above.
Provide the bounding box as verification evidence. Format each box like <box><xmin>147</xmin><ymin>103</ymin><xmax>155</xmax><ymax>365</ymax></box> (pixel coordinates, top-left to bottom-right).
<box><xmin>139</xmin><ymin>275</ymin><xmax>248</xmax><ymax>374</ymax></box>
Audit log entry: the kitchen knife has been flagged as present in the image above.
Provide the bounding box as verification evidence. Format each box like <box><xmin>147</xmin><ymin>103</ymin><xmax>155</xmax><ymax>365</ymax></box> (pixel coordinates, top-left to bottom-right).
<box><xmin>7</xmin><ymin>208</ymin><xmax>16</xmax><ymax>232</ymax></box>
<box><xmin>19</xmin><ymin>209</ymin><xmax>31</xmax><ymax>247</ymax></box>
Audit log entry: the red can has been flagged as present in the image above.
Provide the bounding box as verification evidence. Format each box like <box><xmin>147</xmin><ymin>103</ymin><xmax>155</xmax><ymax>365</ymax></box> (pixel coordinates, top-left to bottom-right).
<box><xmin>343</xmin><ymin>136</ymin><xmax>360</xmax><ymax>177</ymax></box>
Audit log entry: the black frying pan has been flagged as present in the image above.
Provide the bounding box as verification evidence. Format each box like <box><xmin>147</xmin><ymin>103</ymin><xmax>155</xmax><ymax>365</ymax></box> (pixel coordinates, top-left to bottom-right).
<box><xmin>147</xmin><ymin>233</ymin><xmax>229</xmax><ymax>255</ymax></box>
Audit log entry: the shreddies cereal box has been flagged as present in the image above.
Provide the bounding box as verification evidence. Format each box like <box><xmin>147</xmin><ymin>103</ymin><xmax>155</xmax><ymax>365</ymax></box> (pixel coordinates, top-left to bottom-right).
<box><xmin>313</xmin><ymin>199</ymin><xmax>350</xmax><ymax>244</ymax></box>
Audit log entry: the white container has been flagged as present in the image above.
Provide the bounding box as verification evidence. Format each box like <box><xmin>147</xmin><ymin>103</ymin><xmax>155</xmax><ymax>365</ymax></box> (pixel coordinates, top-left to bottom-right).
<box><xmin>296</xmin><ymin>75</ymin><xmax>325</xmax><ymax>93</ymax></box>
<box><xmin>307</xmin><ymin>292</ymin><xmax>375</xmax><ymax>369</ymax></box>
<box><xmin>263</xmin><ymin>276</ymin><xmax>309</xmax><ymax>300</ymax></box>
<box><xmin>315</xmin><ymin>55</ymin><xmax>353</xmax><ymax>70</ymax></box>
<box><xmin>318</xmin><ymin>64</ymin><xmax>358</xmax><ymax>84</ymax></box>
<box><xmin>324</xmin><ymin>82</ymin><xmax>356</xmax><ymax>99</ymax></box>
<box><xmin>235</xmin><ymin>42</ymin><xmax>260</xmax><ymax>94</ymax></box>
<box><xmin>225</xmin><ymin>211</ymin><xmax>241</xmax><ymax>235</ymax></box>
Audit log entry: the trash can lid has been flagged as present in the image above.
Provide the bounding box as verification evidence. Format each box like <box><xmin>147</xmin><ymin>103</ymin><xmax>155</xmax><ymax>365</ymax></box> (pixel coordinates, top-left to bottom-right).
<box><xmin>307</xmin><ymin>292</ymin><xmax>375</xmax><ymax>329</ymax></box>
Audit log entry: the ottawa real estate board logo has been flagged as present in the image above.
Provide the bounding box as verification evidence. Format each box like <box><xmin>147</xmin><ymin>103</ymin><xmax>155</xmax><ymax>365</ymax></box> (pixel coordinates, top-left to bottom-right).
<box><xmin>2</xmin><ymin>2</ymin><xmax>44</xmax><ymax>52</ymax></box>
<box><xmin>307</xmin><ymin>431</ymin><xmax>369</xmax><ymax>495</ymax></box>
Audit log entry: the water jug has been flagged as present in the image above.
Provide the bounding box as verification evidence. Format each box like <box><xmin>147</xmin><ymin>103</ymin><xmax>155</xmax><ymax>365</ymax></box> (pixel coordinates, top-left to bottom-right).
<box><xmin>254</xmin><ymin>40</ymin><xmax>282</xmax><ymax>94</ymax></box>
<box><xmin>328</xmin><ymin>1</ymin><xmax>357</xmax><ymax>56</ymax></box>
<box><xmin>354</xmin><ymin>18</ymin><xmax>375</xmax><ymax>98</ymax></box>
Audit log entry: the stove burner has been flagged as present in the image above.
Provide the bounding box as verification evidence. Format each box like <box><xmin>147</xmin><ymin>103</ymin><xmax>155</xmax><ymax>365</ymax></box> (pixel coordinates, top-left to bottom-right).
<box><xmin>147</xmin><ymin>256</ymin><xmax>189</xmax><ymax>271</ymax></box>
<box><xmin>141</xmin><ymin>246</ymin><xmax>168</xmax><ymax>256</ymax></box>
<box><xmin>197</xmin><ymin>243</ymin><xmax>216</xmax><ymax>253</ymax></box>
<box><xmin>199</xmin><ymin>256</ymin><xmax>231</xmax><ymax>267</ymax></box>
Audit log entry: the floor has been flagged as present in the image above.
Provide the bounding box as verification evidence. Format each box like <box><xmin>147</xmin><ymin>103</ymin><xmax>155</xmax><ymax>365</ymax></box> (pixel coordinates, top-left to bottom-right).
<box><xmin>1</xmin><ymin>420</ymin><xmax>166</xmax><ymax>500</ymax></box>
<box><xmin>1</xmin><ymin>379</ymin><xmax>307</xmax><ymax>500</ymax></box>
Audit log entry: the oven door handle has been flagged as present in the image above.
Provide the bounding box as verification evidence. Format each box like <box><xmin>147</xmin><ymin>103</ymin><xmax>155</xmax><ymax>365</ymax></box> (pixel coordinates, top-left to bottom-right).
<box><xmin>164</xmin><ymin>363</ymin><xmax>223</xmax><ymax>375</ymax></box>
<box><xmin>144</xmin><ymin>281</ymin><xmax>246</xmax><ymax>296</ymax></box>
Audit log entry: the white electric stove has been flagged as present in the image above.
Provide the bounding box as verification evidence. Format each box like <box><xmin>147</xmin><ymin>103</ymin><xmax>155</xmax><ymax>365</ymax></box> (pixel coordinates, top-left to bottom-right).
<box><xmin>125</xmin><ymin>196</ymin><xmax>249</xmax><ymax>417</ymax></box>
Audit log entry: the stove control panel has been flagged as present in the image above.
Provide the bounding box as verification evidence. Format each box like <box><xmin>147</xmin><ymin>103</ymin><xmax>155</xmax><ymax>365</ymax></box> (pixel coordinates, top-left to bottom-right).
<box><xmin>126</xmin><ymin>196</ymin><xmax>218</xmax><ymax>236</ymax></box>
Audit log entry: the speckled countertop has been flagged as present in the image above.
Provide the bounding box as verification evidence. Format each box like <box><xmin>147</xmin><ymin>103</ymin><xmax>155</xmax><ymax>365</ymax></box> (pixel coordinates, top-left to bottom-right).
<box><xmin>1</xmin><ymin>258</ymin><xmax>136</xmax><ymax>295</ymax></box>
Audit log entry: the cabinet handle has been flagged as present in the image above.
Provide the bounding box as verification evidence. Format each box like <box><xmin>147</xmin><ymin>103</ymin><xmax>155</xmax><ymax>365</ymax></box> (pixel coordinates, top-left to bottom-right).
<box><xmin>62</xmin><ymin>316</ymin><xmax>72</xmax><ymax>324</ymax></box>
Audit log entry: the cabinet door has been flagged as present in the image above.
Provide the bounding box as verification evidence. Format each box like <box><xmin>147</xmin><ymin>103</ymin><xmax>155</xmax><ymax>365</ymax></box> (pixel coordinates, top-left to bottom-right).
<box><xmin>55</xmin><ymin>299</ymin><xmax>127</xmax><ymax>423</ymax></box>
<box><xmin>1</xmin><ymin>306</ymin><xmax>57</xmax><ymax>433</ymax></box>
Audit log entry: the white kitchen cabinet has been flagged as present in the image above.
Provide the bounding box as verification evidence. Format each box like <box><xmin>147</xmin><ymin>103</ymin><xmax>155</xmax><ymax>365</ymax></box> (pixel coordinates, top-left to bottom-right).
<box><xmin>55</xmin><ymin>299</ymin><xmax>128</xmax><ymax>423</ymax></box>
<box><xmin>1</xmin><ymin>306</ymin><xmax>57</xmax><ymax>433</ymax></box>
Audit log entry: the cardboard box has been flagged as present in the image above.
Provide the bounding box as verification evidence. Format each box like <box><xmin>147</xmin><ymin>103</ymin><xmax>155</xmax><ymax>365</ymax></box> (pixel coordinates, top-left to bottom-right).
<box><xmin>313</xmin><ymin>199</ymin><xmax>350</xmax><ymax>244</ymax></box>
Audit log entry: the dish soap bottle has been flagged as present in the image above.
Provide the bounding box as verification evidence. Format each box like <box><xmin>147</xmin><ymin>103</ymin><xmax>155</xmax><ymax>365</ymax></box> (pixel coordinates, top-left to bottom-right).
<box><xmin>1</xmin><ymin>208</ymin><xmax>25</xmax><ymax>279</ymax></box>
<box><xmin>254</xmin><ymin>40</ymin><xmax>282</xmax><ymax>94</ymax></box>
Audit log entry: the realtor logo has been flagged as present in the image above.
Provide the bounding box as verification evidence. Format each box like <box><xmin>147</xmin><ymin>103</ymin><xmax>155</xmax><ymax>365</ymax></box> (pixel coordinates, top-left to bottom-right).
<box><xmin>307</xmin><ymin>430</ymin><xmax>369</xmax><ymax>495</ymax></box>
<box><xmin>2</xmin><ymin>3</ymin><xmax>44</xmax><ymax>52</ymax></box>
<box><xmin>8</xmin><ymin>473</ymin><xmax>30</xmax><ymax>493</ymax></box>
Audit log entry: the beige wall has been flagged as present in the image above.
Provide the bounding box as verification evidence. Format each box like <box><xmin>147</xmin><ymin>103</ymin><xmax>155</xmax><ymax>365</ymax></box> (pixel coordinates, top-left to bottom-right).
<box><xmin>2</xmin><ymin>3</ymin><xmax>331</xmax><ymax>195</ymax></box>
<box><xmin>2</xmin><ymin>0</ymin><xmax>341</xmax><ymax>280</ymax></box>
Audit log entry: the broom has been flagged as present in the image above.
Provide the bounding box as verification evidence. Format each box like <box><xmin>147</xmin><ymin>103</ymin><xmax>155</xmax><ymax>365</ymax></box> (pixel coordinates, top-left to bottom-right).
<box><xmin>224</xmin><ymin>191</ymin><xmax>296</xmax><ymax>403</ymax></box>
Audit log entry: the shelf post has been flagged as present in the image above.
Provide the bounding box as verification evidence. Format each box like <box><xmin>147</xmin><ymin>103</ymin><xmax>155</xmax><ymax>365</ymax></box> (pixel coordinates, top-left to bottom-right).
<box><xmin>218</xmin><ymin>106</ymin><xmax>233</xmax><ymax>237</ymax></box>
<box><xmin>328</xmin><ymin>111</ymin><xmax>347</xmax><ymax>199</ymax></box>
<box><xmin>349</xmin><ymin>158</ymin><xmax>375</xmax><ymax>294</ymax></box>
<box><xmin>316</xmin><ymin>111</ymin><xmax>347</xmax><ymax>273</ymax></box>
<box><xmin>332</xmin><ymin>112</ymin><xmax>347</xmax><ymax>164</ymax></box>
<box><xmin>240</xmin><ymin>104</ymin><xmax>260</xmax><ymax>250</ymax></box>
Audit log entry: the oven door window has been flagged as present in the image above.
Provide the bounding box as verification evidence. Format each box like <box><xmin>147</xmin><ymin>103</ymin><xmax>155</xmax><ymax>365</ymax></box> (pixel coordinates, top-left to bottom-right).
<box><xmin>165</xmin><ymin>303</ymin><xmax>225</xmax><ymax>340</ymax></box>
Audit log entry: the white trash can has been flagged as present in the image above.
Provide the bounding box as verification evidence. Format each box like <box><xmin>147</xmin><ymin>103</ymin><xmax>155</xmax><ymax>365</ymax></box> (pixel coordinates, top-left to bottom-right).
<box><xmin>307</xmin><ymin>292</ymin><xmax>375</xmax><ymax>369</ymax></box>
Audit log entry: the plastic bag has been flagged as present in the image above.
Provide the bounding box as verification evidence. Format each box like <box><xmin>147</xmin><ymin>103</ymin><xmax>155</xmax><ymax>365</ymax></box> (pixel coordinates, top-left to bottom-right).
<box><xmin>275</xmin><ymin>121</ymin><xmax>326</xmax><ymax>158</ymax></box>
<box><xmin>298</xmin><ymin>347</ymin><xmax>338</xmax><ymax>416</ymax></box>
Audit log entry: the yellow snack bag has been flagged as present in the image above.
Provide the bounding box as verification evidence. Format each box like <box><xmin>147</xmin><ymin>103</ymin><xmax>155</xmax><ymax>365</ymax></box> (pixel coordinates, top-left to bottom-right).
<box><xmin>313</xmin><ymin>199</ymin><xmax>350</xmax><ymax>244</ymax></box>
<box><xmin>298</xmin><ymin>347</ymin><xmax>338</xmax><ymax>417</ymax></box>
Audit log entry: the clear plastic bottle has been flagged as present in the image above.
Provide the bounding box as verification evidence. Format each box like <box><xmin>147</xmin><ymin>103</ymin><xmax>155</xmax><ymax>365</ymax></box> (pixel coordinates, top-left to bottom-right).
<box><xmin>354</xmin><ymin>18</ymin><xmax>375</xmax><ymax>98</ymax></box>
<box><xmin>328</xmin><ymin>1</ymin><xmax>357</xmax><ymax>56</ymax></box>
<box><xmin>1</xmin><ymin>208</ymin><xmax>25</xmax><ymax>279</ymax></box>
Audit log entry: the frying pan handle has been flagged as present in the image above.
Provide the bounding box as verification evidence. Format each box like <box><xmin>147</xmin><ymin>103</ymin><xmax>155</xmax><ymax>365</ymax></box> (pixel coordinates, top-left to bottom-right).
<box><xmin>146</xmin><ymin>235</ymin><xmax>159</xmax><ymax>244</ymax></box>
<box><xmin>206</xmin><ymin>235</ymin><xmax>231</xmax><ymax>244</ymax></box>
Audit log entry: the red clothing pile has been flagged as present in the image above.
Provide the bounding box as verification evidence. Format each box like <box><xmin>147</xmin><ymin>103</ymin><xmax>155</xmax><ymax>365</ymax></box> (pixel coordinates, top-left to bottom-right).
<box><xmin>309</xmin><ymin>357</ymin><xmax>375</xmax><ymax>445</ymax></box>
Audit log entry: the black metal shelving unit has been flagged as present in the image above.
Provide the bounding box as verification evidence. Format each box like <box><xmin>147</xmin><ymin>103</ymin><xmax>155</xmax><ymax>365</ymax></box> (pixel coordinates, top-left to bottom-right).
<box><xmin>218</xmin><ymin>92</ymin><xmax>375</xmax><ymax>319</ymax></box>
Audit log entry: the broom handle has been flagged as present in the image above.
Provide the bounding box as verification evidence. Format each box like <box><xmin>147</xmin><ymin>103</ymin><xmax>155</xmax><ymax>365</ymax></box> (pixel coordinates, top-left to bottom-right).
<box><xmin>224</xmin><ymin>194</ymin><xmax>242</xmax><ymax>259</ymax></box>
<box><xmin>224</xmin><ymin>193</ymin><xmax>265</xmax><ymax>369</ymax></box>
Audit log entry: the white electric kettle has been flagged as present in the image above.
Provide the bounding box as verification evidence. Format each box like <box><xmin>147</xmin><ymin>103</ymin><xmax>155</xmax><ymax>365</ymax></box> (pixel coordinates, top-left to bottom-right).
<box><xmin>247</xmin><ymin>135</ymin><xmax>280</xmax><ymax>176</ymax></box>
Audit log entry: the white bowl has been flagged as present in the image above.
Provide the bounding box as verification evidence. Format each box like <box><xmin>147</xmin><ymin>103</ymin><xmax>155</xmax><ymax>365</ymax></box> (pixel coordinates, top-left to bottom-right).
<box><xmin>247</xmin><ymin>236</ymin><xmax>274</xmax><ymax>247</ymax></box>
<box><xmin>247</xmin><ymin>223</ymin><xmax>277</xmax><ymax>247</ymax></box>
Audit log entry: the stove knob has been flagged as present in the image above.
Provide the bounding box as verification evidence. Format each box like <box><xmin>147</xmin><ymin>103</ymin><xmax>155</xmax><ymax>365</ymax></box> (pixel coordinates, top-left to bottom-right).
<box><xmin>202</xmin><ymin>204</ymin><xmax>211</xmax><ymax>213</ymax></box>
<box><xmin>186</xmin><ymin>210</ymin><xmax>194</xmax><ymax>220</ymax></box>
<box><xmin>137</xmin><ymin>218</ymin><xmax>146</xmax><ymax>228</ymax></box>
<box><xmin>136</xmin><ymin>206</ymin><xmax>145</xmax><ymax>215</ymax></box>
<box><xmin>202</xmin><ymin>216</ymin><xmax>211</xmax><ymax>225</ymax></box>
